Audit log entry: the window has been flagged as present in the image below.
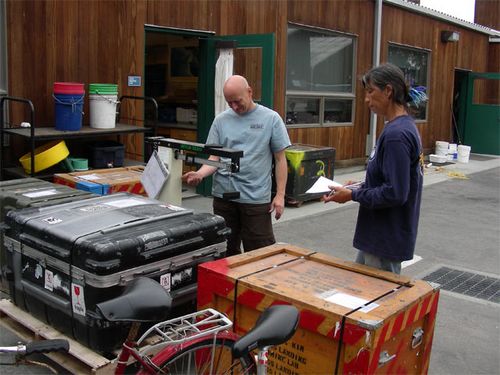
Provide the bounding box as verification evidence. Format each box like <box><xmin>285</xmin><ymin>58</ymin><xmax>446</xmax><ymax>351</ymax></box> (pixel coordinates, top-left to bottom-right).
<box><xmin>286</xmin><ymin>24</ymin><xmax>356</xmax><ymax>127</ymax></box>
<box><xmin>388</xmin><ymin>44</ymin><xmax>429</xmax><ymax>120</ymax></box>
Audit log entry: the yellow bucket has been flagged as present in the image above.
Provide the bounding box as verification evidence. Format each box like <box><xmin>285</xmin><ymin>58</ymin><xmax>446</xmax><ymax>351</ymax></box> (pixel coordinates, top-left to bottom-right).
<box><xmin>19</xmin><ymin>140</ymin><xmax>70</xmax><ymax>173</ymax></box>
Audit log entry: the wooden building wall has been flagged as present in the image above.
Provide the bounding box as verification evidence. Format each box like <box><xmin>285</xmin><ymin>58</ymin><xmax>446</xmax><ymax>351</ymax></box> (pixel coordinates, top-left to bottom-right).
<box><xmin>285</xmin><ymin>0</ymin><xmax>375</xmax><ymax>162</ymax></box>
<box><xmin>475</xmin><ymin>0</ymin><xmax>500</xmax><ymax>30</ymax></box>
<box><xmin>5</xmin><ymin>0</ymin><xmax>495</xmax><ymax>164</ymax></box>
<box><xmin>381</xmin><ymin>4</ymin><xmax>491</xmax><ymax>150</ymax></box>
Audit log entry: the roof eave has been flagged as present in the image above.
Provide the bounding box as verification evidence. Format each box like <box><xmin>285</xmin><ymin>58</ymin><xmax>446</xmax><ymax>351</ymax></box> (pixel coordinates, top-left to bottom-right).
<box><xmin>383</xmin><ymin>0</ymin><xmax>500</xmax><ymax>37</ymax></box>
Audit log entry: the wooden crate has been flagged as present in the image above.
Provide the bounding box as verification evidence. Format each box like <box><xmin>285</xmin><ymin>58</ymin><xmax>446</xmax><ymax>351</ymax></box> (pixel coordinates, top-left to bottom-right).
<box><xmin>54</xmin><ymin>166</ymin><xmax>145</xmax><ymax>196</ymax></box>
<box><xmin>198</xmin><ymin>244</ymin><xmax>440</xmax><ymax>374</ymax></box>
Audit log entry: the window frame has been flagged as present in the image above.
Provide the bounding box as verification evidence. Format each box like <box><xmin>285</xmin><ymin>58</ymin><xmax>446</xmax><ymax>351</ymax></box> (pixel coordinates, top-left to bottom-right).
<box><xmin>387</xmin><ymin>42</ymin><xmax>431</xmax><ymax>122</ymax></box>
<box><xmin>285</xmin><ymin>23</ymin><xmax>357</xmax><ymax>128</ymax></box>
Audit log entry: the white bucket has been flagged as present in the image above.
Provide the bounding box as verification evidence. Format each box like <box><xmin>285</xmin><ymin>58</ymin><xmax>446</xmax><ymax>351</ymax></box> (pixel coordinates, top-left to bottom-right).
<box><xmin>89</xmin><ymin>94</ymin><xmax>118</xmax><ymax>129</ymax></box>
<box><xmin>435</xmin><ymin>141</ymin><xmax>449</xmax><ymax>156</ymax></box>
<box><xmin>457</xmin><ymin>145</ymin><xmax>471</xmax><ymax>163</ymax></box>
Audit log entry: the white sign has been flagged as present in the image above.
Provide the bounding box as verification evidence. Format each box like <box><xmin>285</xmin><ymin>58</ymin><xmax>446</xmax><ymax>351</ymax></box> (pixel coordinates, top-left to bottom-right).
<box><xmin>23</xmin><ymin>189</ymin><xmax>58</xmax><ymax>198</ymax></box>
<box><xmin>160</xmin><ymin>273</ymin><xmax>171</xmax><ymax>291</ymax></box>
<box><xmin>44</xmin><ymin>270</ymin><xmax>54</xmax><ymax>291</ymax></box>
<box><xmin>71</xmin><ymin>283</ymin><xmax>86</xmax><ymax>316</ymax></box>
<box><xmin>141</xmin><ymin>150</ymin><xmax>169</xmax><ymax>199</ymax></box>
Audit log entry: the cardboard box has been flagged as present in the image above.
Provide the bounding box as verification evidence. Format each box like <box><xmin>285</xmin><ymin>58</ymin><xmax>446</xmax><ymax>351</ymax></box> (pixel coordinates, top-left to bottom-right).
<box><xmin>198</xmin><ymin>244</ymin><xmax>440</xmax><ymax>374</ymax></box>
<box><xmin>54</xmin><ymin>166</ymin><xmax>145</xmax><ymax>196</ymax></box>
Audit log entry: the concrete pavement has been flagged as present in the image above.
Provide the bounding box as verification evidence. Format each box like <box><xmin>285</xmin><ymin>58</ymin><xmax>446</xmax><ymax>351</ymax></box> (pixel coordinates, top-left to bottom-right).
<box><xmin>1</xmin><ymin>153</ymin><xmax>499</xmax><ymax>374</ymax></box>
<box><xmin>268</xmin><ymin>155</ymin><xmax>500</xmax><ymax>375</ymax></box>
<box><xmin>181</xmin><ymin>153</ymin><xmax>500</xmax><ymax>375</ymax></box>
<box><xmin>181</xmin><ymin>153</ymin><xmax>500</xmax><ymax>224</ymax></box>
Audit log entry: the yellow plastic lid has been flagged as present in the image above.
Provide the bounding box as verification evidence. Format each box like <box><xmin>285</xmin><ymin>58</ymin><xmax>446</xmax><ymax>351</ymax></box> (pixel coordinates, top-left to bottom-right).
<box><xmin>19</xmin><ymin>140</ymin><xmax>70</xmax><ymax>173</ymax></box>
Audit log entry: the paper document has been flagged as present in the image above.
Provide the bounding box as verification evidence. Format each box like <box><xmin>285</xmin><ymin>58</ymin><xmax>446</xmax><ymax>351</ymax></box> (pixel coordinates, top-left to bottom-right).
<box><xmin>141</xmin><ymin>150</ymin><xmax>170</xmax><ymax>199</ymax></box>
<box><xmin>305</xmin><ymin>176</ymin><xmax>343</xmax><ymax>194</ymax></box>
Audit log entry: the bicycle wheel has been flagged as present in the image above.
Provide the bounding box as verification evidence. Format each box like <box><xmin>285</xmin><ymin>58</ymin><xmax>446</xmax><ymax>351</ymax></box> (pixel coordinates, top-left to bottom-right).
<box><xmin>144</xmin><ymin>333</ymin><xmax>256</xmax><ymax>375</ymax></box>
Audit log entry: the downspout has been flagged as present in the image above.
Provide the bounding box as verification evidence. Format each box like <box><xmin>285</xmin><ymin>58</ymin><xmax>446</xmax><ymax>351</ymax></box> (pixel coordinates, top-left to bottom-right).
<box><xmin>367</xmin><ymin>0</ymin><xmax>383</xmax><ymax>155</ymax></box>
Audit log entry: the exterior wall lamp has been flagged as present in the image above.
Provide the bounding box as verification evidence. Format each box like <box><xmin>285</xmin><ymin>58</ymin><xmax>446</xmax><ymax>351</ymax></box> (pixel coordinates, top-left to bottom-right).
<box><xmin>441</xmin><ymin>30</ymin><xmax>460</xmax><ymax>43</ymax></box>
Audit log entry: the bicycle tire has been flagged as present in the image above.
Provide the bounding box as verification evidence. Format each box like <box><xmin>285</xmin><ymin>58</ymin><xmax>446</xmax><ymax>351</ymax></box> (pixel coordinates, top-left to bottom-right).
<box><xmin>141</xmin><ymin>332</ymin><xmax>256</xmax><ymax>375</ymax></box>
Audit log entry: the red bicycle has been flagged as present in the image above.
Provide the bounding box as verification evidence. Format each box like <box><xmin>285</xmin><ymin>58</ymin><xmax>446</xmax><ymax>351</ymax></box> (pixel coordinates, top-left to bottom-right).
<box><xmin>96</xmin><ymin>277</ymin><xmax>299</xmax><ymax>374</ymax></box>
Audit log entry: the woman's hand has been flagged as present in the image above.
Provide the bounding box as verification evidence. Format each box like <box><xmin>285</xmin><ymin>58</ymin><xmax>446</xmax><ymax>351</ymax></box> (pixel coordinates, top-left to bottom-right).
<box><xmin>322</xmin><ymin>185</ymin><xmax>353</xmax><ymax>204</ymax></box>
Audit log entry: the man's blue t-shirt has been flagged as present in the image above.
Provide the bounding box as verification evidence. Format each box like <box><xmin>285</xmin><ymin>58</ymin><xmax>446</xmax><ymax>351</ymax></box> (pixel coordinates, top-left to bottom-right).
<box><xmin>351</xmin><ymin>115</ymin><xmax>424</xmax><ymax>261</ymax></box>
<box><xmin>206</xmin><ymin>104</ymin><xmax>291</xmax><ymax>204</ymax></box>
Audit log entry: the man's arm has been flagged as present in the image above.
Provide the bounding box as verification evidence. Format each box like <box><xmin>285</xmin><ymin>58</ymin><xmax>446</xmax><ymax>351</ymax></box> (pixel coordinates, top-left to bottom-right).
<box><xmin>182</xmin><ymin>155</ymin><xmax>219</xmax><ymax>186</ymax></box>
<box><xmin>270</xmin><ymin>149</ymin><xmax>287</xmax><ymax>219</ymax></box>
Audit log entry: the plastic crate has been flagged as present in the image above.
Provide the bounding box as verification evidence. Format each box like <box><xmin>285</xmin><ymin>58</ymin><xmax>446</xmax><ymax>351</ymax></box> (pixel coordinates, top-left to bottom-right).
<box><xmin>88</xmin><ymin>140</ymin><xmax>124</xmax><ymax>169</ymax></box>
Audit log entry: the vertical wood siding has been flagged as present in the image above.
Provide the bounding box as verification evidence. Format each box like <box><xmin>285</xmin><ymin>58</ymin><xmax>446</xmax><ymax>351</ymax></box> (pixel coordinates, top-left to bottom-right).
<box><xmin>5</xmin><ymin>0</ymin><xmax>494</xmax><ymax>162</ymax></box>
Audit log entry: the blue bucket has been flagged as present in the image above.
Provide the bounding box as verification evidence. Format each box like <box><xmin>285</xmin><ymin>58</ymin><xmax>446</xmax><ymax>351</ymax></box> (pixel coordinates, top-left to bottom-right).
<box><xmin>54</xmin><ymin>93</ymin><xmax>85</xmax><ymax>131</ymax></box>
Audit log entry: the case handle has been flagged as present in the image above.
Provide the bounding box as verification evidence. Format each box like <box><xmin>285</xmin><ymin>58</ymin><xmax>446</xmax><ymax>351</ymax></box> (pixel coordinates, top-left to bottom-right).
<box><xmin>19</xmin><ymin>233</ymin><xmax>70</xmax><ymax>259</ymax></box>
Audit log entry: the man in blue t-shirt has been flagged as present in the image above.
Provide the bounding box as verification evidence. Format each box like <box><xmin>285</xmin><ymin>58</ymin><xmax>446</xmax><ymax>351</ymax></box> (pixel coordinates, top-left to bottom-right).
<box><xmin>182</xmin><ymin>75</ymin><xmax>291</xmax><ymax>257</ymax></box>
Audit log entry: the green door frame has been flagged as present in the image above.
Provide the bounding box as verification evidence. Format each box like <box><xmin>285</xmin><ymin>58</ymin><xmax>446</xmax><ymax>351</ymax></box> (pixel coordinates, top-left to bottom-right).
<box><xmin>462</xmin><ymin>72</ymin><xmax>500</xmax><ymax>155</ymax></box>
<box><xmin>143</xmin><ymin>28</ymin><xmax>275</xmax><ymax>196</ymax></box>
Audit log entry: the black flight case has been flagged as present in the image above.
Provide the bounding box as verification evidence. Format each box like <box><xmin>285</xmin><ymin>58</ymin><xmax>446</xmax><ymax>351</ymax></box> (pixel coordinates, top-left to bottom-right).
<box><xmin>4</xmin><ymin>193</ymin><xmax>229</xmax><ymax>353</ymax></box>
<box><xmin>0</xmin><ymin>177</ymin><xmax>95</xmax><ymax>292</ymax></box>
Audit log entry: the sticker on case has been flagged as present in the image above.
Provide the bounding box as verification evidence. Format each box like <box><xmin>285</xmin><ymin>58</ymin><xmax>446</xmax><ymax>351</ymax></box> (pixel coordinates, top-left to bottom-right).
<box><xmin>71</xmin><ymin>283</ymin><xmax>86</xmax><ymax>316</ymax></box>
<box><xmin>160</xmin><ymin>273</ymin><xmax>171</xmax><ymax>291</ymax></box>
<box><xmin>23</xmin><ymin>189</ymin><xmax>58</xmax><ymax>198</ymax></box>
<box><xmin>45</xmin><ymin>269</ymin><xmax>54</xmax><ymax>291</ymax></box>
<box><xmin>42</xmin><ymin>216</ymin><xmax>62</xmax><ymax>225</ymax></box>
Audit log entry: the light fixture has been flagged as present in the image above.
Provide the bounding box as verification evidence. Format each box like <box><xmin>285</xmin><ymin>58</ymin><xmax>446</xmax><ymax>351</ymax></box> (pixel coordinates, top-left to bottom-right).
<box><xmin>441</xmin><ymin>31</ymin><xmax>460</xmax><ymax>43</ymax></box>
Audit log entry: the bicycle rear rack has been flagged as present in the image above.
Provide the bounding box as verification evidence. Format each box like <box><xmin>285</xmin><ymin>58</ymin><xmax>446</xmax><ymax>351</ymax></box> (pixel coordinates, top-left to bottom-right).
<box><xmin>136</xmin><ymin>308</ymin><xmax>233</xmax><ymax>356</ymax></box>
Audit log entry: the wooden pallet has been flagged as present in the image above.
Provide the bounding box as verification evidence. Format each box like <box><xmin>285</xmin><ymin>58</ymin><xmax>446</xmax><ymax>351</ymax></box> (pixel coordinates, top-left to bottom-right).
<box><xmin>0</xmin><ymin>299</ymin><xmax>116</xmax><ymax>374</ymax></box>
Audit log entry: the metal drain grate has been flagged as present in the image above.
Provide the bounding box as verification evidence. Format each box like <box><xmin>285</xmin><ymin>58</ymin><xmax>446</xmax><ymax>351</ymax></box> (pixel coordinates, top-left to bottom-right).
<box><xmin>423</xmin><ymin>267</ymin><xmax>500</xmax><ymax>304</ymax></box>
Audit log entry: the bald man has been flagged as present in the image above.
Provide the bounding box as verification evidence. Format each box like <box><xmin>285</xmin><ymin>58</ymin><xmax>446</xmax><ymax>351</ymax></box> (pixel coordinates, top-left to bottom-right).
<box><xmin>182</xmin><ymin>75</ymin><xmax>291</xmax><ymax>257</ymax></box>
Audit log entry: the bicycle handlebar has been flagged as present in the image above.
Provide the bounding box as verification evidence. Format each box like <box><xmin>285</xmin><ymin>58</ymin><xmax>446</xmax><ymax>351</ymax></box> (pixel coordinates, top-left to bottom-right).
<box><xmin>25</xmin><ymin>339</ymin><xmax>69</xmax><ymax>355</ymax></box>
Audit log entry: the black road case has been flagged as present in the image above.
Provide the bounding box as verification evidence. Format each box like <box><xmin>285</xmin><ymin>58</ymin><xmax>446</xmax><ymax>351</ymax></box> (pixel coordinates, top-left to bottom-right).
<box><xmin>4</xmin><ymin>193</ymin><xmax>229</xmax><ymax>353</ymax></box>
<box><xmin>284</xmin><ymin>144</ymin><xmax>335</xmax><ymax>205</ymax></box>
<box><xmin>0</xmin><ymin>178</ymin><xmax>95</xmax><ymax>291</ymax></box>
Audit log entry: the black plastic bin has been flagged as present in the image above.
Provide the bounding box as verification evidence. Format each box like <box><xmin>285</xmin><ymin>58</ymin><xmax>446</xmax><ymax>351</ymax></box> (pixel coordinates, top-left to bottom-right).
<box><xmin>88</xmin><ymin>140</ymin><xmax>125</xmax><ymax>169</ymax></box>
<box><xmin>4</xmin><ymin>193</ymin><xmax>229</xmax><ymax>353</ymax></box>
<box><xmin>284</xmin><ymin>144</ymin><xmax>336</xmax><ymax>205</ymax></box>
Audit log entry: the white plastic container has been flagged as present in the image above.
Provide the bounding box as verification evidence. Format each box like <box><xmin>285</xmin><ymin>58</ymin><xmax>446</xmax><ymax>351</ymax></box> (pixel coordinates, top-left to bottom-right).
<box><xmin>89</xmin><ymin>94</ymin><xmax>118</xmax><ymax>129</ymax></box>
<box><xmin>457</xmin><ymin>145</ymin><xmax>471</xmax><ymax>163</ymax></box>
<box><xmin>435</xmin><ymin>141</ymin><xmax>449</xmax><ymax>156</ymax></box>
<box><xmin>429</xmin><ymin>154</ymin><xmax>447</xmax><ymax>164</ymax></box>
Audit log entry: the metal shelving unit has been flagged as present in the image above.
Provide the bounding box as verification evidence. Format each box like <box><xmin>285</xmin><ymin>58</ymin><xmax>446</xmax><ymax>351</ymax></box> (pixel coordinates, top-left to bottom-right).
<box><xmin>0</xmin><ymin>95</ymin><xmax>158</xmax><ymax>180</ymax></box>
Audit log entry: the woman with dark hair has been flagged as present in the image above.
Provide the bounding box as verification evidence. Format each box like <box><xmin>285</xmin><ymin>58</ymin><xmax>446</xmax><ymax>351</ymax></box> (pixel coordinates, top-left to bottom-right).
<box><xmin>324</xmin><ymin>63</ymin><xmax>425</xmax><ymax>274</ymax></box>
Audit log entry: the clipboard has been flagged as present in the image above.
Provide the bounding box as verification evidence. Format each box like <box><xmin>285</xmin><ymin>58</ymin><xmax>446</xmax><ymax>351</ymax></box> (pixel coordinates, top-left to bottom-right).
<box><xmin>141</xmin><ymin>150</ymin><xmax>170</xmax><ymax>198</ymax></box>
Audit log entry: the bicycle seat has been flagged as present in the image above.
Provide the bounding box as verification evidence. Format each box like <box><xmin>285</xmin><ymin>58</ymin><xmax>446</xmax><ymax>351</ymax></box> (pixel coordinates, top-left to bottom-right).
<box><xmin>232</xmin><ymin>305</ymin><xmax>299</xmax><ymax>358</ymax></box>
<box><xmin>96</xmin><ymin>277</ymin><xmax>172</xmax><ymax>322</ymax></box>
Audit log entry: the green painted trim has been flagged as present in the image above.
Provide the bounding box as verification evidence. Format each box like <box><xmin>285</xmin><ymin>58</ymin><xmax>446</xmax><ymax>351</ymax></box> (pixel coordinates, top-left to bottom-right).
<box><xmin>470</xmin><ymin>72</ymin><xmax>500</xmax><ymax>80</ymax></box>
<box><xmin>215</xmin><ymin>33</ymin><xmax>275</xmax><ymax>108</ymax></box>
<box><xmin>196</xmin><ymin>38</ymin><xmax>217</xmax><ymax>196</ymax></box>
<box><xmin>463</xmin><ymin>73</ymin><xmax>500</xmax><ymax>155</ymax></box>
